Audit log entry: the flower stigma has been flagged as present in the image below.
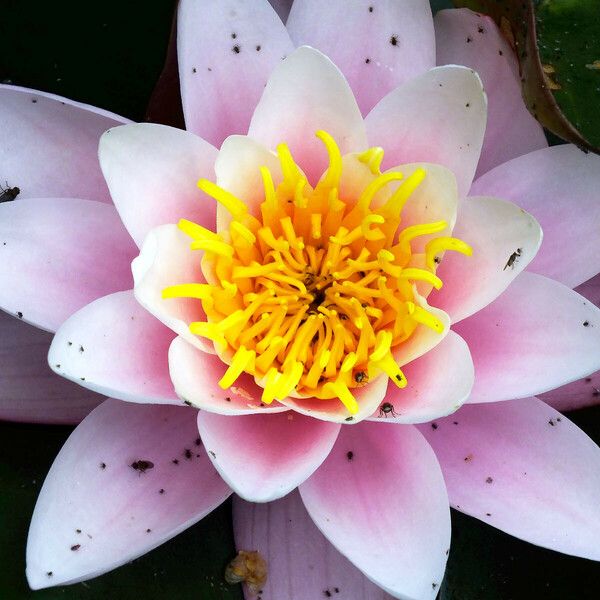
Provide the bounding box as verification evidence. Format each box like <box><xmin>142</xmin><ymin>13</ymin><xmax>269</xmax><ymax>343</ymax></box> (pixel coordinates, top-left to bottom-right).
<box><xmin>163</xmin><ymin>132</ymin><xmax>472</xmax><ymax>415</ymax></box>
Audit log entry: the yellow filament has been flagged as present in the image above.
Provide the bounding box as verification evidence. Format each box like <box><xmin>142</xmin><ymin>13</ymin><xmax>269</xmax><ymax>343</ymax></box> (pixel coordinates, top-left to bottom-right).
<box><xmin>425</xmin><ymin>237</ymin><xmax>473</xmax><ymax>270</ymax></box>
<box><xmin>198</xmin><ymin>179</ymin><xmax>247</xmax><ymax>220</ymax></box>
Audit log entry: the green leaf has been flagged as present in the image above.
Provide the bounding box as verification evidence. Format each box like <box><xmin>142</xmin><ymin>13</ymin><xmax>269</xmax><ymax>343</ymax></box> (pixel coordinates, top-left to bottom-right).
<box><xmin>453</xmin><ymin>0</ymin><xmax>600</xmax><ymax>153</ymax></box>
<box><xmin>0</xmin><ymin>421</ymin><xmax>243</xmax><ymax>600</ymax></box>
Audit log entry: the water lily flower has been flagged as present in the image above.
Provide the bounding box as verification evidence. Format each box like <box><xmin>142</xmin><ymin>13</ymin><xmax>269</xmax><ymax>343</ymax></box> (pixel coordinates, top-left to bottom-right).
<box><xmin>2</xmin><ymin>1</ymin><xmax>600</xmax><ymax>599</ymax></box>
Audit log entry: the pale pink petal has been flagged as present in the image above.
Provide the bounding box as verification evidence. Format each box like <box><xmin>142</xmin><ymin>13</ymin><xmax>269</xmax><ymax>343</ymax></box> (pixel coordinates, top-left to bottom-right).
<box><xmin>366</xmin><ymin>65</ymin><xmax>487</xmax><ymax>198</ymax></box>
<box><xmin>98</xmin><ymin>123</ymin><xmax>218</xmax><ymax>248</ymax></box>
<box><xmin>300</xmin><ymin>422</ymin><xmax>450</xmax><ymax>599</ymax></box>
<box><xmin>434</xmin><ymin>9</ymin><xmax>547</xmax><ymax>176</ymax></box>
<box><xmin>233</xmin><ymin>491</ymin><xmax>395</xmax><ymax>600</ymax></box>
<box><xmin>0</xmin><ymin>84</ymin><xmax>129</xmax><ymax>203</ymax></box>
<box><xmin>471</xmin><ymin>145</ymin><xmax>600</xmax><ymax>288</ymax></box>
<box><xmin>287</xmin><ymin>0</ymin><xmax>435</xmax><ymax>115</ymax></box>
<box><xmin>132</xmin><ymin>224</ymin><xmax>211</xmax><ymax>353</ymax></box>
<box><xmin>26</xmin><ymin>399</ymin><xmax>231</xmax><ymax>589</ymax></box>
<box><xmin>214</xmin><ymin>135</ymin><xmax>282</xmax><ymax>232</ymax></box>
<box><xmin>48</xmin><ymin>291</ymin><xmax>178</xmax><ymax>405</ymax></box>
<box><xmin>197</xmin><ymin>411</ymin><xmax>340</xmax><ymax>502</ymax></box>
<box><xmin>0</xmin><ymin>312</ymin><xmax>101</xmax><ymax>424</ymax></box>
<box><xmin>431</xmin><ymin>196</ymin><xmax>542</xmax><ymax>323</ymax></box>
<box><xmin>248</xmin><ymin>46</ymin><xmax>367</xmax><ymax>184</ymax></box>
<box><xmin>539</xmin><ymin>374</ymin><xmax>600</xmax><ymax>413</ymax></box>
<box><xmin>419</xmin><ymin>398</ymin><xmax>600</xmax><ymax>560</ymax></box>
<box><xmin>0</xmin><ymin>198</ymin><xmax>137</xmax><ymax>332</ymax></box>
<box><xmin>178</xmin><ymin>0</ymin><xmax>294</xmax><ymax>147</ymax></box>
<box><xmin>540</xmin><ymin>273</ymin><xmax>600</xmax><ymax>411</ymax></box>
<box><xmin>278</xmin><ymin>372</ymin><xmax>389</xmax><ymax>424</ymax></box>
<box><xmin>168</xmin><ymin>336</ymin><xmax>288</xmax><ymax>414</ymax></box>
<box><xmin>369</xmin><ymin>331</ymin><xmax>473</xmax><ymax>424</ymax></box>
<box><xmin>453</xmin><ymin>272</ymin><xmax>600</xmax><ymax>403</ymax></box>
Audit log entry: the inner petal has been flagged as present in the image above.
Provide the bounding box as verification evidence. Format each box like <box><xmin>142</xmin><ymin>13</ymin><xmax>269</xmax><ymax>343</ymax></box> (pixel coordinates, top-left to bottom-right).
<box><xmin>164</xmin><ymin>132</ymin><xmax>470</xmax><ymax>415</ymax></box>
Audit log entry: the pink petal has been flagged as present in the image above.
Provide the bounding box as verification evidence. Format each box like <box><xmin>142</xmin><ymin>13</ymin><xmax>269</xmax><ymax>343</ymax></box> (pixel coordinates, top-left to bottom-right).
<box><xmin>214</xmin><ymin>135</ymin><xmax>282</xmax><ymax>232</ymax></box>
<box><xmin>0</xmin><ymin>84</ymin><xmax>129</xmax><ymax>203</ymax></box>
<box><xmin>177</xmin><ymin>0</ymin><xmax>294</xmax><ymax>147</ymax></box>
<box><xmin>0</xmin><ymin>312</ymin><xmax>101</xmax><ymax>424</ymax></box>
<box><xmin>98</xmin><ymin>123</ymin><xmax>218</xmax><ymax>248</ymax></box>
<box><xmin>299</xmin><ymin>422</ymin><xmax>450</xmax><ymax>599</ymax></box>
<box><xmin>471</xmin><ymin>145</ymin><xmax>600</xmax><ymax>288</ymax></box>
<box><xmin>197</xmin><ymin>411</ymin><xmax>340</xmax><ymax>502</ymax></box>
<box><xmin>431</xmin><ymin>195</ymin><xmax>542</xmax><ymax>323</ymax></box>
<box><xmin>132</xmin><ymin>224</ymin><xmax>211</xmax><ymax>353</ymax></box>
<box><xmin>454</xmin><ymin>272</ymin><xmax>600</xmax><ymax>403</ymax></box>
<box><xmin>539</xmin><ymin>273</ymin><xmax>600</xmax><ymax>411</ymax></box>
<box><xmin>369</xmin><ymin>331</ymin><xmax>474</xmax><ymax>424</ymax></box>
<box><xmin>233</xmin><ymin>491</ymin><xmax>395</xmax><ymax>599</ymax></box>
<box><xmin>0</xmin><ymin>198</ymin><xmax>137</xmax><ymax>332</ymax></box>
<box><xmin>278</xmin><ymin>372</ymin><xmax>389</xmax><ymax>424</ymax></box>
<box><xmin>168</xmin><ymin>336</ymin><xmax>289</xmax><ymax>414</ymax></box>
<box><xmin>434</xmin><ymin>9</ymin><xmax>547</xmax><ymax>177</ymax></box>
<box><xmin>26</xmin><ymin>399</ymin><xmax>231</xmax><ymax>589</ymax></box>
<box><xmin>48</xmin><ymin>291</ymin><xmax>178</xmax><ymax>405</ymax></box>
<box><xmin>366</xmin><ymin>65</ymin><xmax>487</xmax><ymax>198</ymax></box>
<box><xmin>286</xmin><ymin>0</ymin><xmax>435</xmax><ymax>115</ymax></box>
<box><xmin>248</xmin><ymin>46</ymin><xmax>367</xmax><ymax>184</ymax></box>
<box><xmin>419</xmin><ymin>398</ymin><xmax>600</xmax><ymax>560</ymax></box>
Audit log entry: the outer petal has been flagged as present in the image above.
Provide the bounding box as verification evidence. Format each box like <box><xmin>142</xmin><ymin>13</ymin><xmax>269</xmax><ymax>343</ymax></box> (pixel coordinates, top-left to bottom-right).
<box><xmin>132</xmin><ymin>224</ymin><xmax>210</xmax><ymax>353</ymax></box>
<box><xmin>26</xmin><ymin>400</ymin><xmax>231</xmax><ymax>589</ymax></box>
<box><xmin>178</xmin><ymin>0</ymin><xmax>294</xmax><ymax>147</ymax></box>
<box><xmin>287</xmin><ymin>0</ymin><xmax>435</xmax><ymax>115</ymax></box>
<box><xmin>48</xmin><ymin>291</ymin><xmax>178</xmax><ymax>405</ymax></box>
<box><xmin>540</xmin><ymin>273</ymin><xmax>600</xmax><ymax>411</ymax></box>
<box><xmin>434</xmin><ymin>9</ymin><xmax>547</xmax><ymax>176</ymax></box>
<box><xmin>369</xmin><ymin>331</ymin><xmax>473</xmax><ymax>424</ymax></box>
<box><xmin>233</xmin><ymin>491</ymin><xmax>395</xmax><ymax>599</ymax></box>
<box><xmin>0</xmin><ymin>85</ymin><xmax>129</xmax><ymax>203</ymax></box>
<box><xmin>366</xmin><ymin>65</ymin><xmax>486</xmax><ymax>198</ymax></box>
<box><xmin>454</xmin><ymin>272</ymin><xmax>600</xmax><ymax>403</ymax></box>
<box><xmin>198</xmin><ymin>411</ymin><xmax>340</xmax><ymax>502</ymax></box>
<box><xmin>248</xmin><ymin>46</ymin><xmax>367</xmax><ymax>184</ymax></box>
<box><xmin>419</xmin><ymin>398</ymin><xmax>600</xmax><ymax>560</ymax></box>
<box><xmin>470</xmin><ymin>145</ymin><xmax>600</xmax><ymax>288</ymax></box>
<box><xmin>431</xmin><ymin>196</ymin><xmax>542</xmax><ymax>323</ymax></box>
<box><xmin>168</xmin><ymin>336</ymin><xmax>288</xmax><ymax>414</ymax></box>
<box><xmin>0</xmin><ymin>312</ymin><xmax>101</xmax><ymax>424</ymax></box>
<box><xmin>98</xmin><ymin>123</ymin><xmax>218</xmax><ymax>248</ymax></box>
<box><xmin>0</xmin><ymin>198</ymin><xmax>137</xmax><ymax>332</ymax></box>
<box><xmin>300</xmin><ymin>422</ymin><xmax>450</xmax><ymax>599</ymax></box>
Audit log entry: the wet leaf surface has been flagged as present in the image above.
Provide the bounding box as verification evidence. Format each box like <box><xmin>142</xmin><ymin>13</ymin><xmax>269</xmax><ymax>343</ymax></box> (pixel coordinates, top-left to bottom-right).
<box><xmin>454</xmin><ymin>0</ymin><xmax>600</xmax><ymax>153</ymax></box>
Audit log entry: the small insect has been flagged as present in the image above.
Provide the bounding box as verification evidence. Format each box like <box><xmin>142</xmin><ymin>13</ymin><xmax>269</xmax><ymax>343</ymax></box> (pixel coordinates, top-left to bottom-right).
<box><xmin>503</xmin><ymin>247</ymin><xmax>522</xmax><ymax>270</ymax></box>
<box><xmin>224</xmin><ymin>550</ymin><xmax>267</xmax><ymax>594</ymax></box>
<box><xmin>379</xmin><ymin>402</ymin><xmax>398</xmax><ymax>418</ymax></box>
<box><xmin>130</xmin><ymin>459</ymin><xmax>154</xmax><ymax>473</ymax></box>
<box><xmin>0</xmin><ymin>182</ymin><xmax>20</xmax><ymax>203</ymax></box>
<box><xmin>354</xmin><ymin>371</ymin><xmax>367</xmax><ymax>384</ymax></box>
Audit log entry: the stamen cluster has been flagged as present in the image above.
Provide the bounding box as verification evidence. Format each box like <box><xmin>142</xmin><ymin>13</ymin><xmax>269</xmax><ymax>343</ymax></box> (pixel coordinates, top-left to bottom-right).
<box><xmin>164</xmin><ymin>132</ymin><xmax>471</xmax><ymax>414</ymax></box>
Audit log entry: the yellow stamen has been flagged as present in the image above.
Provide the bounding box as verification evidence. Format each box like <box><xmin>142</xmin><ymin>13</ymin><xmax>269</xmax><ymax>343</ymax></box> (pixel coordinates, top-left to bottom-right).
<box><xmin>166</xmin><ymin>132</ymin><xmax>471</xmax><ymax>416</ymax></box>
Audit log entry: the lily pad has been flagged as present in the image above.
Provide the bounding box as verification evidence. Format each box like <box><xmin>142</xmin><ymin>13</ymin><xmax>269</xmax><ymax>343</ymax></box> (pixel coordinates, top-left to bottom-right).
<box><xmin>453</xmin><ymin>0</ymin><xmax>600</xmax><ymax>153</ymax></box>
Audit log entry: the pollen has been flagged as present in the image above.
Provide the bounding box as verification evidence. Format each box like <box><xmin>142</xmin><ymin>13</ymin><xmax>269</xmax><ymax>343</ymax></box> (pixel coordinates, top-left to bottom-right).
<box><xmin>163</xmin><ymin>132</ymin><xmax>472</xmax><ymax>415</ymax></box>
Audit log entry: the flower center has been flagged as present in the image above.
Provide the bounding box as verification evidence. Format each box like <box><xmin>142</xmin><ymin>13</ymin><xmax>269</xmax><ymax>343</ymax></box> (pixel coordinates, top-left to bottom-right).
<box><xmin>163</xmin><ymin>131</ymin><xmax>471</xmax><ymax>415</ymax></box>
